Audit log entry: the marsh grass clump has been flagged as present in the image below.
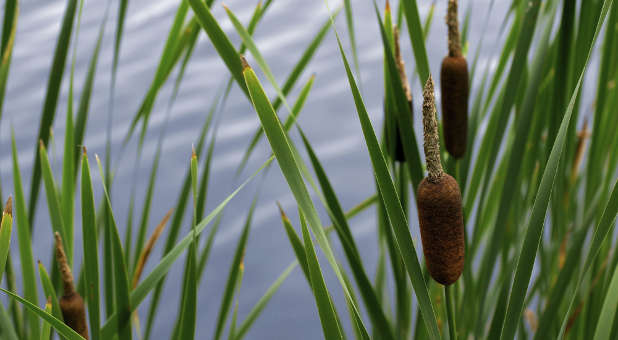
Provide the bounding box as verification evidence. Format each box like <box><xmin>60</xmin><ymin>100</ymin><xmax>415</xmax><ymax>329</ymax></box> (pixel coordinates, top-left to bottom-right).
<box><xmin>441</xmin><ymin>0</ymin><xmax>469</xmax><ymax>158</ymax></box>
<box><xmin>416</xmin><ymin>76</ymin><xmax>465</xmax><ymax>285</ymax></box>
<box><xmin>54</xmin><ymin>232</ymin><xmax>89</xmax><ymax>339</ymax></box>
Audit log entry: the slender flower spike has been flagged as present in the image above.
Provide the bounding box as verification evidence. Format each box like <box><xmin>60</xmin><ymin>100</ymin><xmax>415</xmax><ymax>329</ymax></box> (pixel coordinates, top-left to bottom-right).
<box><xmin>441</xmin><ymin>0</ymin><xmax>469</xmax><ymax>158</ymax></box>
<box><xmin>55</xmin><ymin>232</ymin><xmax>89</xmax><ymax>339</ymax></box>
<box><xmin>416</xmin><ymin>76</ymin><xmax>465</xmax><ymax>285</ymax></box>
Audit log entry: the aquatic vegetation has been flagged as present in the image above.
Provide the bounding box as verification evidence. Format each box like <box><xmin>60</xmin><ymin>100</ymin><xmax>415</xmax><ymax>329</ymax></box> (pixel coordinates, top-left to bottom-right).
<box><xmin>0</xmin><ymin>0</ymin><xmax>617</xmax><ymax>340</ymax></box>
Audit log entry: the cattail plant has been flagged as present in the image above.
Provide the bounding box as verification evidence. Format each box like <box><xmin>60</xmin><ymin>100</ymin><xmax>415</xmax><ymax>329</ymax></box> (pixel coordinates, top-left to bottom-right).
<box><xmin>384</xmin><ymin>25</ymin><xmax>413</xmax><ymax>162</ymax></box>
<box><xmin>417</xmin><ymin>76</ymin><xmax>465</xmax><ymax>285</ymax></box>
<box><xmin>441</xmin><ymin>0</ymin><xmax>469</xmax><ymax>158</ymax></box>
<box><xmin>55</xmin><ymin>232</ymin><xmax>89</xmax><ymax>339</ymax></box>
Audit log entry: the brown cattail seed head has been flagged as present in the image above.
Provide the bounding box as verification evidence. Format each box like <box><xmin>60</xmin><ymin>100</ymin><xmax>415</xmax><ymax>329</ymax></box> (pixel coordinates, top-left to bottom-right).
<box><xmin>441</xmin><ymin>55</ymin><xmax>469</xmax><ymax>158</ymax></box>
<box><xmin>416</xmin><ymin>174</ymin><xmax>465</xmax><ymax>285</ymax></box>
<box><xmin>422</xmin><ymin>76</ymin><xmax>443</xmax><ymax>182</ymax></box>
<box><xmin>55</xmin><ymin>232</ymin><xmax>89</xmax><ymax>339</ymax></box>
<box><xmin>418</xmin><ymin>75</ymin><xmax>465</xmax><ymax>285</ymax></box>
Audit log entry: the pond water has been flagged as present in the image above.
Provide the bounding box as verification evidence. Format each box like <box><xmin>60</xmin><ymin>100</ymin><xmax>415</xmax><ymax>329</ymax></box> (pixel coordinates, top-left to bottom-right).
<box><xmin>1</xmin><ymin>0</ymin><xmax>525</xmax><ymax>338</ymax></box>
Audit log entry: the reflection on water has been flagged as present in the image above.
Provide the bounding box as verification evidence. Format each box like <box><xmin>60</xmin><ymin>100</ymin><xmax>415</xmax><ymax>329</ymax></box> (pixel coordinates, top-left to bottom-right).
<box><xmin>1</xmin><ymin>0</ymin><xmax>506</xmax><ymax>338</ymax></box>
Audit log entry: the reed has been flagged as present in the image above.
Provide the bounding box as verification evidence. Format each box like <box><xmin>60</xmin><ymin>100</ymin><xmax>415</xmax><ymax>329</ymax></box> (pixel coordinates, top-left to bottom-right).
<box><xmin>441</xmin><ymin>0</ymin><xmax>469</xmax><ymax>158</ymax></box>
<box><xmin>416</xmin><ymin>76</ymin><xmax>465</xmax><ymax>285</ymax></box>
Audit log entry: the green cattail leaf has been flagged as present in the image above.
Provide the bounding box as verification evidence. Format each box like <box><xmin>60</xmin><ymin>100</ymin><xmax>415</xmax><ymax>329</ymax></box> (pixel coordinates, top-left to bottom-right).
<box><xmin>233</xmin><ymin>262</ymin><xmax>297</xmax><ymax>340</ymax></box>
<box><xmin>40</xmin><ymin>301</ymin><xmax>53</xmax><ymax>340</ymax></box>
<box><xmin>299</xmin><ymin>212</ymin><xmax>344</xmax><ymax>340</ymax></box>
<box><xmin>124</xmin><ymin>1</ymin><xmax>192</xmax><ymax>144</ymax></box>
<box><xmin>37</xmin><ymin>263</ymin><xmax>62</xmax><ymax>322</ymax></box>
<box><xmin>593</xmin><ymin>262</ymin><xmax>618</xmax><ymax>340</ymax></box>
<box><xmin>39</xmin><ymin>142</ymin><xmax>68</xmax><ymax>257</ymax></box>
<box><xmin>95</xmin><ymin>156</ymin><xmax>132</xmax><ymax>340</ymax></box>
<box><xmin>72</xmin><ymin>3</ymin><xmax>107</xmax><ymax>172</ymax></box>
<box><xmin>0</xmin><ymin>0</ymin><xmax>18</xmax><ymax>122</ymax></box>
<box><xmin>28</xmin><ymin>0</ymin><xmax>78</xmax><ymax>223</ymax></box>
<box><xmin>223</xmin><ymin>4</ymin><xmax>293</xmax><ymax>115</ymax></box>
<box><xmin>10</xmin><ymin>132</ymin><xmax>40</xmax><ymax>339</ymax></box>
<box><xmin>174</xmin><ymin>242</ymin><xmax>197</xmax><ymax>340</ymax></box>
<box><xmin>0</xmin><ymin>288</ymin><xmax>85</xmax><ymax>340</ymax></box>
<box><xmin>242</xmin><ymin>60</ymin><xmax>368</xmax><ymax>334</ymax></box>
<box><xmin>99</xmin><ymin>156</ymin><xmax>272</xmax><ymax>338</ymax></box>
<box><xmin>188</xmin><ymin>0</ymin><xmax>248</xmax><ymax>98</ymax></box>
<box><xmin>400</xmin><ymin>0</ymin><xmax>430</xmax><ymax>85</ymax></box>
<box><xmin>213</xmin><ymin>197</ymin><xmax>256</xmax><ymax>340</ymax></box>
<box><xmin>236</xmin><ymin>14</ymin><xmax>335</xmax><ymax>176</ymax></box>
<box><xmin>499</xmin><ymin>2</ymin><xmax>614</xmax><ymax>339</ymax></box>
<box><xmin>80</xmin><ymin>151</ymin><xmax>100</xmax><ymax>340</ymax></box>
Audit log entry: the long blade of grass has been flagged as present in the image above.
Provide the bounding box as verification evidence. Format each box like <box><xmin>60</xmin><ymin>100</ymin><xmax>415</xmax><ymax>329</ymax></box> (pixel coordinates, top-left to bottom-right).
<box><xmin>299</xmin><ymin>212</ymin><xmax>344</xmax><ymax>340</ymax></box>
<box><xmin>40</xmin><ymin>301</ymin><xmax>53</xmax><ymax>340</ymax></box>
<box><xmin>213</xmin><ymin>196</ymin><xmax>257</xmax><ymax>340</ymax></box>
<box><xmin>99</xmin><ymin>156</ymin><xmax>273</xmax><ymax>338</ymax></box>
<box><xmin>320</xmin><ymin>2</ymin><xmax>440</xmax><ymax>336</ymax></box>
<box><xmin>39</xmin><ymin>142</ymin><xmax>67</xmax><ymax>254</ymax></box>
<box><xmin>593</xmin><ymin>263</ymin><xmax>618</xmax><ymax>340</ymax></box>
<box><xmin>0</xmin><ymin>0</ymin><xmax>18</xmax><ymax>122</ymax></box>
<box><xmin>10</xmin><ymin>132</ymin><xmax>40</xmax><ymax>339</ymax></box>
<box><xmin>94</xmin><ymin>156</ymin><xmax>132</xmax><ymax>340</ymax></box>
<box><xmin>37</xmin><ymin>262</ymin><xmax>62</xmax><ymax>322</ymax></box>
<box><xmin>28</xmin><ymin>0</ymin><xmax>78</xmax><ymax>223</ymax></box>
<box><xmin>343</xmin><ymin>0</ymin><xmax>360</xmax><ymax>83</ymax></box>
<box><xmin>80</xmin><ymin>150</ymin><xmax>100</xmax><ymax>340</ymax></box>
<box><xmin>124</xmin><ymin>0</ymin><xmax>191</xmax><ymax>144</ymax></box>
<box><xmin>400</xmin><ymin>0</ymin><xmax>430</xmax><ymax>84</ymax></box>
<box><xmin>188</xmin><ymin>0</ymin><xmax>248</xmax><ymax>97</ymax></box>
<box><xmin>242</xmin><ymin>59</ymin><xmax>368</xmax><ymax>334</ymax></box>
<box><xmin>72</xmin><ymin>5</ymin><xmax>108</xmax><ymax>173</ymax></box>
<box><xmin>223</xmin><ymin>4</ymin><xmax>293</xmax><ymax>115</ymax></box>
<box><xmin>0</xmin><ymin>288</ymin><xmax>85</xmax><ymax>340</ymax></box>
<box><xmin>236</xmin><ymin>14</ymin><xmax>335</xmax><ymax>176</ymax></box>
<box><xmin>499</xmin><ymin>3</ymin><xmax>613</xmax><ymax>338</ymax></box>
<box><xmin>233</xmin><ymin>262</ymin><xmax>297</xmax><ymax>340</ymax></box>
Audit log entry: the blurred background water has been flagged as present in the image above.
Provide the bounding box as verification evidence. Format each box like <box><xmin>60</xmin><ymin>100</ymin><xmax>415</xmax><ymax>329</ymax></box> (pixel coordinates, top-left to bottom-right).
<box><xmin>1</xmin><ymin>0</ymin><xmax>591</xmax><ymax>338</ymax></box>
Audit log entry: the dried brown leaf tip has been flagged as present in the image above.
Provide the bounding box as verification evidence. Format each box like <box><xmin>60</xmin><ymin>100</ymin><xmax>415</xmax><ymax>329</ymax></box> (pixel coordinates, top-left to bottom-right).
<box><xmin>55</xmin><ymin>232</ymin><xmax>89</xmax><ymax>339</ymax></box>
<box><xmin>3</xmin><ymin>196</ymin><xmax>12</xmax><ymax>217</ymax></box>
<box><xmin>417</xmin><ymin>77</ymin><xmax>465</xmax><ymax>285</ymax></box>
<box><xmin>240</xmin><ymin>55</ymin><xmax>250</xmax><ymax>70</ymax></box>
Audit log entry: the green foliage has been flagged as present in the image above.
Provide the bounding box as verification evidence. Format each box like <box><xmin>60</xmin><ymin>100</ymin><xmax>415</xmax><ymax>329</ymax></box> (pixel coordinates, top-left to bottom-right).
<box><xmin>0</xmin><ymin>0</ymin><xmax>617</xmax><ymax>339</ymax></box>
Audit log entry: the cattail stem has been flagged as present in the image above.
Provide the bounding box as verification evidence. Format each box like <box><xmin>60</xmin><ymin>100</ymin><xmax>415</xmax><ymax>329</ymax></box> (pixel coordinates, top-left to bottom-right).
<box><xmin>446</xmin><ymin>0</ymin><xmax>462</xmax><ymax>57</ymax></box>
<box><xmin>422</xmin><ymin>76</ymin><xmax>443</xmax><ymax>183</ymax></box>
<box><xmin>393</xmin><ymin>27</ymin><xmax>412</xmax><ymax>102</ymax></box>
<box><xmin>55</xmin><ymin>232</ymin><xmax>74</xmax><ymax>296</ymax></box>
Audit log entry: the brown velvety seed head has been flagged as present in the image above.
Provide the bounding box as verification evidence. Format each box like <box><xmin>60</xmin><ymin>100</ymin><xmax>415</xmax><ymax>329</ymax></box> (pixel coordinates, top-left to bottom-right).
<box><xmin>441</xmin><ymin>55</ymin><xmax>469</xmax><ymax>158</ymax></box>
<box><xmin>60</xmin><ymin>292</ymin><xmax>89</xmax><ymax>339</ymax></box>
<box><xmin>417</xmin><ymin>174</ymin><xmax>465</xmax><ymax>285</ymax></box>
